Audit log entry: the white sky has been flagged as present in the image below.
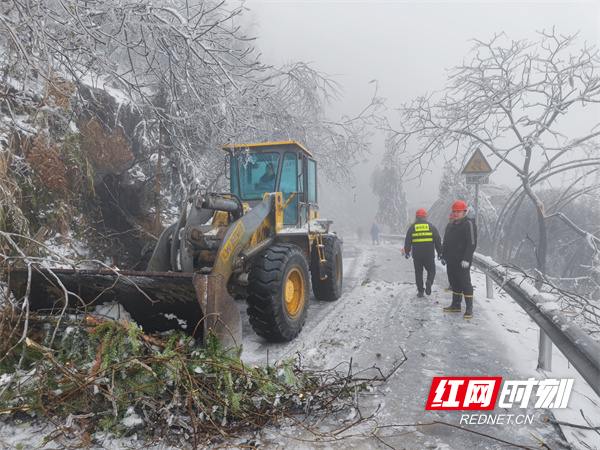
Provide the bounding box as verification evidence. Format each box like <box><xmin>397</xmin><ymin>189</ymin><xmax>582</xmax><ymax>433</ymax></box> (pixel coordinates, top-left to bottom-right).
<box><xmin>240</xmin><ymin>0</ymin><xmax>600</xmax><ymax>218</ymax></box>
<box><xmin>243</xmin><ymin>1</ymin><xmax>599</xmax><ymax>108</ymax></box>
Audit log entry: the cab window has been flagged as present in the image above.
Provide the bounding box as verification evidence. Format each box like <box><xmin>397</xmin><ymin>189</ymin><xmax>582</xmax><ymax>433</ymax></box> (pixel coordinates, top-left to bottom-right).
<box><xmin>234</xmin><ymin>152</ymin><xmax>280</xmax><ymax>200</ymax></box>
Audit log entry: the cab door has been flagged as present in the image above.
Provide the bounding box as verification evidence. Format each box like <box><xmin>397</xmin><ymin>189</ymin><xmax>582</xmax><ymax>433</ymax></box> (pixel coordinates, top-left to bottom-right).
<box><xmin>280</xmin><ymin>152</ymin><xmax>299</xmax><ymax>226</ymax></box>
<box><xmin>306</xmin><ymin>158</ymin><xmax>318</xmax><ymax>219</ymax></box>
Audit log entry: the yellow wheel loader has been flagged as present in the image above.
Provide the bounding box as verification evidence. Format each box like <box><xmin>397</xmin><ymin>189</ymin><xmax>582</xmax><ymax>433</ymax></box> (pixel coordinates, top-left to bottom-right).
<box><xmin>8</xmin><ymin>141</ymin><xmax>343</xmax><ymax>349</ymax></box>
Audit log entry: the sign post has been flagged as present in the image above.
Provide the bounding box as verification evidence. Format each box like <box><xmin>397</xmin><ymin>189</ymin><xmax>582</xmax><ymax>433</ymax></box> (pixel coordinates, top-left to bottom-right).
<box><xmin>461</xmin><ymin>149</ymin><xmax>493</xmax><ymax>226</ymax></box>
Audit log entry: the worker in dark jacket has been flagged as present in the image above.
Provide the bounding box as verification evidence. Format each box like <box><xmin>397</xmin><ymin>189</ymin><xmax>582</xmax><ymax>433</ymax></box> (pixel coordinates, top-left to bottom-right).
<box><xmin>403</xmin><ymin>209</ymin><xmax>442</xmax><ymax>298</ymax></box>
<box><xmin>443</xmin><ymin>212</ymin><xmax>454</xmax><ymax>292</ymax></box>
<box><xmin>441</xmin><ymin>200</ymin><xmax>478</xmax><ymax>318</ymax></box>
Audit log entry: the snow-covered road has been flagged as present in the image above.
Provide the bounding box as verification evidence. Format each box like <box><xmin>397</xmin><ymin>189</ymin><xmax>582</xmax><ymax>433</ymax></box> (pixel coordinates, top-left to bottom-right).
<box><xmin>240</xmin><ymin>239</ymin><xmax>599</xmax><ymax>449</ymax></box>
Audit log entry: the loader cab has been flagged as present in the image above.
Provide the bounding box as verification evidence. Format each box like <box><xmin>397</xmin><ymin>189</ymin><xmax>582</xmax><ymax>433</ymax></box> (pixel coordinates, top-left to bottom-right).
<box><xmin>224</xmin><ymin>141</ymin><xmax>318</xmax><ymax>228</ymax></box>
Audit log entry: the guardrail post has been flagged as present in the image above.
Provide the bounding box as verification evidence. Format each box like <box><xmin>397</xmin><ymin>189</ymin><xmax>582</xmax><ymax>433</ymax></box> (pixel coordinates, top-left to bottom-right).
<box><xmin>486</xmin><ymin>274</ymin><xmax>494</xmax><ymax>299</ymax></box>
<box><xmin>538</xmin><ymin>331</ymin><xmax>553</xmax><ymax>371</ymax></box>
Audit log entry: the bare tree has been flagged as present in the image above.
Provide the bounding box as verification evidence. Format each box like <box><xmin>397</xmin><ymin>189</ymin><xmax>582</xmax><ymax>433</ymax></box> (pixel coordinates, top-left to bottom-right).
<box><xmin>384</xmin><ymin>30</ymin><xmax>600</xmax><ymax>280</ymax></box>
<box><xmin>222</xmin><ymin>62</ymin><xmax>385</xmax><ymax>187</ymax></box>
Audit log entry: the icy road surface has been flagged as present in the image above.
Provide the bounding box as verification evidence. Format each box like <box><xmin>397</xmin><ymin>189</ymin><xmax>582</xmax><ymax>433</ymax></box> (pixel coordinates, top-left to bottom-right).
<box><xmin>239</xmin><ymin>238</ymin><xmax>598</xmax><ymax>450</ymax></box>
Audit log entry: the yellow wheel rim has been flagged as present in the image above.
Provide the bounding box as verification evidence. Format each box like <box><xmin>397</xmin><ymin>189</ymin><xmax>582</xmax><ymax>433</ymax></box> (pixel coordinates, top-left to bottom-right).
<box><xmin>284</xmin><ymin>267</ymin><xmax>305</xmax><ymax>319</ymax></box>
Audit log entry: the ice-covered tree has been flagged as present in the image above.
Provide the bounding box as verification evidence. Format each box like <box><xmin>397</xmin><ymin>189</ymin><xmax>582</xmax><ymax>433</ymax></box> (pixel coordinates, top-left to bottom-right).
<box><xmin>370</xmin><ymin>145</ymin><xmax>408</xmax><ymax>234</ymax></box>
<box><xmin>384</xmin><ymin>30</ymin><xmax>600</xmax><ymax>280</ymax></box>
<box><xmin>0</xmin><ymin>0</ymin><xmax>382</xmax><ymax>242</ymax></box>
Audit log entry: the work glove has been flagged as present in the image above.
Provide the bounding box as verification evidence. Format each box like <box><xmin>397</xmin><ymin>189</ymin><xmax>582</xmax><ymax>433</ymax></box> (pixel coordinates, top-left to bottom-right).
<box><xmin>405</xmin><ymin>253</ymin><xmax>410</xmax><ymax>260</ymax></box>
<box><xmin>441</xmin><ymin>259</ymin><xmax>446</xmax><ymax>266</ymax></box>
<box><xmin>460</xmin><ymin>260</ymin><xmax>470</xmax><ymax>269</ymax></box>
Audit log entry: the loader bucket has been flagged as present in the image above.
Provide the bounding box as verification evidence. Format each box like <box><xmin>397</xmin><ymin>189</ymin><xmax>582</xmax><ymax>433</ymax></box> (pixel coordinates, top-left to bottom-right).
<box><xmin>7</xmin><ymin>268</ymin><xmax>242</xmax><ymax>349</ymax></box>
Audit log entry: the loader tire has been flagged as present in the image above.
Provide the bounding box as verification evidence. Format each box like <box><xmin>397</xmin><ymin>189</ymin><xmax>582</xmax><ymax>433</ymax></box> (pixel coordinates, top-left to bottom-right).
<box><xmin>311</xmin><ymin>235</ymin><xmax>343</xmax><ymax>301</ymax></box>
<box><xmin>246</xmin><ymin>243</ymin><xmax>310</xmax><ymax>342</ymax></box>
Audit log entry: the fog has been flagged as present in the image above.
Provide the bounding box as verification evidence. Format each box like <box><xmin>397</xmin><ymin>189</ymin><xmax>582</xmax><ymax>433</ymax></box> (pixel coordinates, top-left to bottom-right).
<box><xmin>241</xmin><ymin>0</ymin><xmax>600</xmax><ymax>232</ymax></box>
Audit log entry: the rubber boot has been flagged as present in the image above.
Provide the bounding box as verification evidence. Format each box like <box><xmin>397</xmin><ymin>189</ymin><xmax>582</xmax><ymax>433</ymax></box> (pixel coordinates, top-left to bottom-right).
<box><xmin>463</xmin><ymin>296</ymin><xmax>473</xmax><ymax>318</ymax></box>
<box><xmin>443</xmin><ymin>293</ymin><xmax>462</xmax><ymax>312</ymax></box>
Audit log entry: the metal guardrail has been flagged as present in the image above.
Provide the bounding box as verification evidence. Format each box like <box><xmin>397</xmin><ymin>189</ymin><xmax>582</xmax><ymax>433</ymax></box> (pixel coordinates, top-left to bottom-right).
<box><xmin>379</xmin><ymin>234</ymin><xmax>404</xmax><ymax>244</ymax></box>
<box><xmin>472</xmin><ymin>252</ymin><xmax>600</xmax><ymax>398</ymax></box>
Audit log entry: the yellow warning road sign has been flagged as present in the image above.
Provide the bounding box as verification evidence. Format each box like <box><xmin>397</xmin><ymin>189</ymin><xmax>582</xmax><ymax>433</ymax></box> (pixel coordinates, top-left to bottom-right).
<box><xmin>461</xmin><ymin>149</ymin><xmax>492</xmax><ymax>174</ymax></box>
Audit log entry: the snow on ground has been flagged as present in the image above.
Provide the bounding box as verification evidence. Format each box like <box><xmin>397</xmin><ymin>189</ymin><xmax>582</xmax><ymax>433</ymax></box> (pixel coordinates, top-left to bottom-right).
<box><xmin>1</xmin><ymin>238</ymin><xmax>598</xmax><ymax>449</ymax></box>
<box><xmin>471</xmin><ymin>266</ymin><xmax>600</xmax><ymax>450</ymax></box>
<box><xmin>241</xmin><ymin>239</ymin><xmax>599</xmax><ymax>449</ymax></box>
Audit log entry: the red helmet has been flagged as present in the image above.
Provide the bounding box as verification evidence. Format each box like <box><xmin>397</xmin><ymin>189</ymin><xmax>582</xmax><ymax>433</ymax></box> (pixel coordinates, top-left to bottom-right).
<box><xmin>452</xmin><ymin>200</ymin><xmax>468</xmax><ymax>211</ymax></box>
<box><xmin>416</xmin><ymin>208</ymin><xmax>427</xmax><ymax>217</ymax></box>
